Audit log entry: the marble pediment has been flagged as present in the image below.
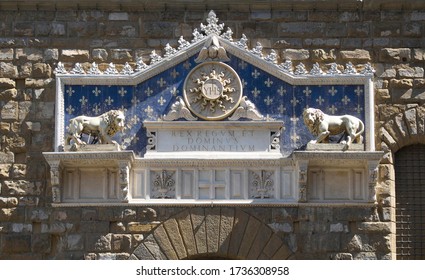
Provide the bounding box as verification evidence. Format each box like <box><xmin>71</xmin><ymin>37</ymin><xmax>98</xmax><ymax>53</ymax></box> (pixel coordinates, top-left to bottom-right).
<box><xmin>54</xmin><ymin>10</ymin><xmax>375</xmax><ymax>157</ymax></box>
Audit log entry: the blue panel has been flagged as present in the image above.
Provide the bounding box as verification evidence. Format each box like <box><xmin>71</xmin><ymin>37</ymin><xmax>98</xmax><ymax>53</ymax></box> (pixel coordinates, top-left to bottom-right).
<box><xmin>64</xmin><ymin>54</ymin><xmax>365</xmax><ymax>157</ymax></box>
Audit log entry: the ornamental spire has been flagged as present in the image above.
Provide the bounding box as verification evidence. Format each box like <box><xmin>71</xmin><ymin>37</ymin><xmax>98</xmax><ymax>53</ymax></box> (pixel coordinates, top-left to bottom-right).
<box><xmin>200</xmin><ymin>10</ymin><xmax>225</xmax><ymax>36</ymax></box>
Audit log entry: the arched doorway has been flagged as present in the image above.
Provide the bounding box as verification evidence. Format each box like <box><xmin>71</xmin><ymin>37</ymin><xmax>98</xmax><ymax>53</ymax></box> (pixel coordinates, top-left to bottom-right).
<box><xmin>395</xmin><ymin>144</ymin><xmax>425</xmax><ymax>259</ymax></box>
<box><xmin>129</xmin><ymin>207</ymin><xmax>293</xmax><ymax>260</ymax></box>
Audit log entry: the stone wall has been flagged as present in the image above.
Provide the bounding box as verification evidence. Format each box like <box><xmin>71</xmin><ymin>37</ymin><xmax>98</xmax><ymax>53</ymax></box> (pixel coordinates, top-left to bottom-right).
<box><xmin>1</xmin><ymin>1</ymin><xmax>425</xmax><ymax>259</ymax></box>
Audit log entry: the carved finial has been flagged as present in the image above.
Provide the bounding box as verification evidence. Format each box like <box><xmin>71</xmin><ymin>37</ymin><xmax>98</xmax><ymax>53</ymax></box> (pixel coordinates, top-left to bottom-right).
<box><xmin>294</xmin><ymin>63</ymin><xmax>307</xmax><ymax>75</ymax></box>
<box><xmin>221</xmin><ymin>27</ymin><xmax>233</xmax><ymax>41</ymax></box>
<box><xmin>235</xmin><ymin>34</ymin><xmax>248</xmax><ymax>49</ymax></box>
<box><xmin>136</xmin><ymin>57</ymin><xmax>148</xmax><ymax>71</ymax></box>
<box><xmin>164</xmin><ymin>43</ymin><xmax>177</xmax><ymax>57</ymax></box>
<box><xmin>265</xmin><ymin>49</ymin><xmax>278</xmax><ymax>64</ymax></box>
<box><xmin>250</xmin><ymin>170</ymin><xmax>274</xmax><ymax>199</ymax></box>
<box><xmin>310</xmin><ymin>62</ymin><xmax>323</xmax><ymax>75</ymax></box>
<box><xmin>328</xmin><ymin>63</ymin><xmax>341</xmax><ymax>75</ymax></box>
<box><xmin>149</xmin><ymin>50</ymin><xmax>163</xmax><ymax>65</ymax></box>
<box><xmin>70</xmin><ymin>63</ymin><xmax>85</xmax><ymax>74</ymax></box>
<box><xmin>178</xmin><ymin>36</ymin><xmax>191</xmax><ymax>50</ymax></box>
<box><xmin>54</xmin><ymin>62</ymin><xmax>68</xmax><ymax>74</ymax></box>
<box><xmin>121</xmin><ymin>62</ymin><xmax>134</xmax><ymax>75</ymax></box>
<box><xmin>88</xmin><ymin>62</ymin><xmax>102</xmax><ymax>75</ymax></box>
<box><xmin>279</xmin><ymin>59</ymin><xmax>293</xmax><ymax>73</ymax></box>
<box><xmin>360</xmin><ymin>62</ymin><xmax>375</xmax><ymax>75</ymax></box>
<box><xmin>344</xmin><ymin>62</ymin><xmax>357</xmax><ymax>75</ymax></box>
<box><xmin>200</xmin><ymin>10</ymin><xmax>225</xmax><ymax>36</ymax></box>
<box><xmin>152</xmin><ymin>170</ymin><xmax>175</xmax><ymax>199</ymax></box>
<box><xmin>191</xmin><ymin>28</ymin><xmax>205</xmax><ymax>43</ymax></box>
<box><xmin>251</xmin><ymin>42</ymin><xmax>263</xmax><ymax>58</ymax></box>
<box><xmin>104</xmin><ymin>62</ymin><xmax>118</xmax><ymax>75</ymax></box>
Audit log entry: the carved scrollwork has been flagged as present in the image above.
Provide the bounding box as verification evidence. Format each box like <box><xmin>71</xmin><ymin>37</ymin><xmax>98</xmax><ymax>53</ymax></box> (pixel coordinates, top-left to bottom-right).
<box><xmin>146</xmin><ymin>130</ymin><xmax>156</xmax><ymax>151</ymax></box>
<box><xmin>368</xmin><ymin>166</ymin><xmax>378</xmax><ymax>203</ymax></box>
<box><xmin>298</xmin><ymin>168</ymin><xmax>308</xmax><ymax>203</ymax></box>
<box><xmin>119</xmin><ymin>162</ymin><xmax>130</xmax><ymax>202</ymax></box>
<box><xmin>228</xmin><ymin>96</ymin><xmax>264</xmax><ymax>121</ymax></box>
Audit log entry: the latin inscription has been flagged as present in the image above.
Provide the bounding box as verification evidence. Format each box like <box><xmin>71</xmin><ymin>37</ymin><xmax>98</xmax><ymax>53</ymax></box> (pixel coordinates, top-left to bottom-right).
<box><xmin>170</xmin><ymin>130</ymin><xmax>257</xmax><ymax>152</ymax></box>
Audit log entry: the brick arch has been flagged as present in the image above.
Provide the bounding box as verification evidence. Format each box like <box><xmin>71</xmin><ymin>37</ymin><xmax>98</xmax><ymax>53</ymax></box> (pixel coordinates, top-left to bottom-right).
<box><xmin>129</xmin><ymin>208</ymin><xmax>293</xmax><ymax>260</ymax></box>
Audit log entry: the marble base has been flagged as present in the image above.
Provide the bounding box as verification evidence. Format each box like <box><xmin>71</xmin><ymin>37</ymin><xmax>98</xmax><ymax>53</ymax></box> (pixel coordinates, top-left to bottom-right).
<box><xmin>306</xmin><ymin>143</ymin><xmax>364</xmax><ymax>151</ymax></box>
<box><xmin>64</xmin><ymin>143</ymin><xmax>121</xmax><ymax>152</ymax></box>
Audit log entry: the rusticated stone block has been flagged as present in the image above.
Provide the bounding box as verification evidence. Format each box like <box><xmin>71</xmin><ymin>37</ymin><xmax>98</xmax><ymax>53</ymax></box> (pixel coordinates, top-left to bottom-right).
<box><xmin>3</xmin><ymin>180</ymin><xmax>41</xmax><ymax>196</ymax></box>
<box><xmin>380</xmin><ymin>48</ymin><xmax>411</xmax><ymax>63</ymax></box>
<box><xmin>132</xmin><ymin>243</ymin><xmax>155</xmax><ymax>260</ymax></box>
<box><xmin>311</xmin><ymin>49</ymin><xmax>336</xmax><ymax>62</ymax></box>
<box><xmin>127</xmin><ymin>222</ymin><xmax>156</xmax><ymax>233</ymax></box>
<box><xmin>0</xmin><ymin>197</ymin><xmax>18</xmax><ymax>207</ymax></box>
<box><xmin>15</xmin><ymin>48</ymin><xmax>43</xmax><ymax>61</ymax></box>
<box><xmin>0</xmin><ymin>164</ymin><xmax>11</xmax><ymax>178</ymax></box>
<box><xmin>67</xmin><ymin>234</ymin><xmax>84</xmax><ymax>251</ymax></box>
<box><xmin>111</xmin><ymin>234</ymin><xmax>132</xmax><ymax>252</ymax></box>
<box><xmin>238</xmin><ymin>216</ymin><xmax>261</xmax><ymax>258</ymax></box>
<box><xmin>92</xmin><ymin>49</ymin><xmax>108</xmax><ymax>62</ymax></box>
<box><xmin>228</xmin><ymin>209</ymin><xmax>249</xmax><ymax>257</ymax></box>
<box><xmin>0</xmin><ymin>78</ymin><xmax>15</xmax><ymax>89</ymax></box>
<box><xmin>153</xmin><ymin>224</ymin><xmax>178</xmax><ymax>259</ymax></box>
<box><xmin>86</xmin><ymin>233</ymin><xmax>112</xmax><ymax>252</ymax></box>
<box><xmin>0</xmin><ymin>62</ymin><xmax>18</xmax><ymax>78</ymax></box>
<box><xmin>175</xmin><ymin>210</ymin><xmax>197</xmax><ymax>257</ymax></box>
<box><xmin>398</xmin><ymin>67</ymin><xmax>424</xmax><ymax>78</ymax></box>
<box><xmin>0</xmin><ymin>152</ymin><xmax>14</xmax><ymax>164</ymax></box>
<box><xmin>413</xmin><ymin>48</ymin><xmax>425</xmax><ymax>61</ymax></box>
<box><xmin>190</xmin><ymin>207</ymin><xmax>207</xmax><ymax>255</ymax></box>
<box><xmin>247</xmin><ymin>224</ymin><xmax>272</xmax><ymax>259</ymax></box>
<box><xmin>163</xmin><ymin>218</ymin><xmax>186</xmax><ymax>259</ymax></box>
<box><xmin>32</xmin><ymin>63</ymin><xmax>52</xmax><ymax>78</ymax></box>
<box><xmin>143</xmin><ymin>234</ymin><xmax>166</xmax><ymax>260</ymax></box>
<box><xmin>32</xmin><ymin>234</ymin><xmax>51</xmax><ymax>254</ymax></box>
<box><xmin>404</xmin><ymin>108</ymin><xmax>418</xmax><ymax>136</ymax></box>
<box><xmin>390</xmin><ymin>78</ymin><xmax>413</xmax><ymax>88</ymax></box>
<box><xmin>79</xmin><ymin>221</ymin><xmax>109</xmax><ymax>233</ymax></box>
<box><xmin>0</xmin><ymin>88</ymin><xmax>18</xmax><ymax>99</ymax></box>
<box><xmin>0</xmin><ymin>48</ymin><xmax>13</xmax><ymax>60</ymax></box>
<box><xmin>357</xmin><ymin>222</ymin><xmax>391</xmax><ymax>233</ymax></box>
<box><xmin>60</xmin><ymin>49</ymin><xmax>90</xmax><ymax>62</ymax></box>
<box><xmin>0</xmin><ymin>234</ymin><xmax>31</xmax><ymax>253</ymax></box>
<box><xmin>11</xmin><ymin>164</ymin><xmax>26</xmax><ymax>179</ymax></box>
<box><xmin>417</xmin><ymin>106</ymin><xmax>425</xmax><ymax>135</ymax></box>
<box><xmin>340</xmin><ymin>49</ymin><xmax>371</xmax><ymax>62</ymax></box>
<box><xmin>281</xmin><ymin>49</ymin><xmax>309</xmax><ymax>61</ymax></box>
<box><xmin>111</xmin><ymin>49</ymin><xmax>132</xmax><ymax>62</ymax></box>
<box><xmin>205</xmin><ymin>207</ymin><xmax>220</xmax><ymax>255</ymax></box>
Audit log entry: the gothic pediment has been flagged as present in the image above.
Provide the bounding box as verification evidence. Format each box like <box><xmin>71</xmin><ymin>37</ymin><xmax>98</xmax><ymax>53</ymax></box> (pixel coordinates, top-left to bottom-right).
<box><xmin>54</xmin><ymin>10</ymin><xmax>375</xmax><ymax>157</ymax></box>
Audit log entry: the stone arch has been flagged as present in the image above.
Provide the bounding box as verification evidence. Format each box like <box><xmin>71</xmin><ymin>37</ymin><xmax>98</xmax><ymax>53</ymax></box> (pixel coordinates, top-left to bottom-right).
<box><xmin>129</xmin><ymin>207</ymin><xmax>293</xmax><ymax>260</ymax></box>
<box><xmin>378</xmin><ymin>104</ymin><xmax>425</xmax><ymax>259</ymax></box>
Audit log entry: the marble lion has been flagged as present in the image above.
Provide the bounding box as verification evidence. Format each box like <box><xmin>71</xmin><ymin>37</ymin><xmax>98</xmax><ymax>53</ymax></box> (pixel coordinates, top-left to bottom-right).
<box><xmin>303</xmin><ymin>107</ymin><xmax>364</xmax><ymax>149</ymax></box>
<box><xmin>66</xmin><ymin>109</ymin><xmax>125</xmax><ymax>146</ymax></box>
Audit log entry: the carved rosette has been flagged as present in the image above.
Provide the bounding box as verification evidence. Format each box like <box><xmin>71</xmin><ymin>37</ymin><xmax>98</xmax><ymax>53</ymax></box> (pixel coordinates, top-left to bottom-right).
<box><xmin>183</xmin><ymin>62</ymin><xmax>243</xmax><ymax>120</ymax></box>
<box><xmin>151</xmin><ymin>170</ymin><xmax>176</xmax><ymax>199</ymax></box>
<box><xmin>249</xmin><ymin>170</ymin><xmax>274</xmax><ymax>199</ymax></box>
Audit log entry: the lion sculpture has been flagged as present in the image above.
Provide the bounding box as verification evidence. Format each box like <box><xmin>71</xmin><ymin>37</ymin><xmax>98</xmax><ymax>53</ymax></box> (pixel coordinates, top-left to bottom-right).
<box><xmin>303</xmin><ymin>107</ymin><xmax>364</xmax><ymax>149</ymax></box>
<box><xmin>65</xmin><ymin>109</ymin><xmax>125</xmax><ymax>146</ymax></box>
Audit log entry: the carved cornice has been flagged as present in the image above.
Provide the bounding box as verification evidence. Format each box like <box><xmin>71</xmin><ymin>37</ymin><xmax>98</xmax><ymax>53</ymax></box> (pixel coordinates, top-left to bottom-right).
<box><xmin>292</xmin><ymin>151</ymin><xmax>383</xmax><ymax>161</ymax></box>
<box><xmin>43</xmin><ymin>151</ymin><xmax>135</xmax><ymax>167</ymax></box>
<box><xmin>132</xmin><ymin>157</ymin><xmax>293</xmax><ymax>168</ymax></box>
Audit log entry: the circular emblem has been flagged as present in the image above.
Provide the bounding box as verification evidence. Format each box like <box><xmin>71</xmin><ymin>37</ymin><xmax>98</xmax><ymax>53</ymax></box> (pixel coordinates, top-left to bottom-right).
<box><xmin>183</xmin><ymin>62</ymin><xmax>243</xmax><ymax>120</ymax></box>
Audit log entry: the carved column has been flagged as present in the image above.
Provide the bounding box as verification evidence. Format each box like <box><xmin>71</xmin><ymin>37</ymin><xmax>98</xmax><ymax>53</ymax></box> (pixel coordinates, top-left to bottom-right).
<box><xmin>368</xmin><ymin>161</ymin><xmax>379</xmax><ymax>203</ymax></box>
<box><xmin>118</xmin><ymin>161</ymin><xmax>130</xmax><ymax>202</ymax></box>
<box><xmin>298</xmin><ymin>161</ymin><xmax>308</xmax><ymax>203</ymax></box>
<box><xmin>49</xmin><ymin>161</ymin><xmax>62</xmax><ymax>203</ymax></box>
